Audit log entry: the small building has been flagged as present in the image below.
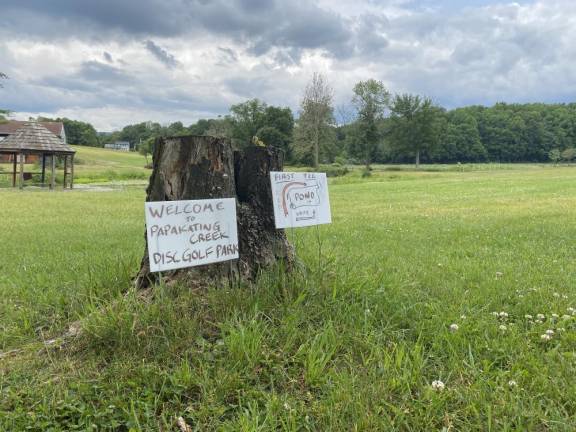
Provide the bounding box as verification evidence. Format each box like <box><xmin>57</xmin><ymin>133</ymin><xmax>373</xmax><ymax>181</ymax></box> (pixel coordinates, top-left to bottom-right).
<box><xmin>0</xmin><ymin>121</ymin><xmax>75</xmax><ymax>189</ymax></box>
<box><xmin>105</xmin><ymin>141</ymin><xmax>130</xmax><ymax>152</ymax></box>
<box><xmin>0</xmin><ymin>121</ymin><xmax>66</xmax><ymax>163</ymax></box>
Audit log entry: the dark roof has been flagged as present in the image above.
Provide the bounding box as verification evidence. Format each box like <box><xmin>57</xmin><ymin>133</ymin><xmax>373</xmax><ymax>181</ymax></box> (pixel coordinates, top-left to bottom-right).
<box><xmin>0</xmin><ymin>120</ymin><xmax>64</xmax><ymax>137</ymax></box>
<box><xmin>0</xmin><ymin>122</ymin><xmax>75</xmax><ymax>154</ymax></box>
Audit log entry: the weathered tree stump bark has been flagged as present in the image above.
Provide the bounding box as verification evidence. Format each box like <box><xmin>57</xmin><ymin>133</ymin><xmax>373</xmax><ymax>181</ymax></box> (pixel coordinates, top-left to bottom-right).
<box><xmin>135</xmin><ymin>136</ymin><xmax>294</xmax><ymax>289</ymax></box>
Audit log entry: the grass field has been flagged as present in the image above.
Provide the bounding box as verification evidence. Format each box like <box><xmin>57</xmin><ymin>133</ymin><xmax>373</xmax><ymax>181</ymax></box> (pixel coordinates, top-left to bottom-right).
<box><xmin>2</xmin><ymin>165</ymin><xmax>576</xmax><ymax>430</ymax></box>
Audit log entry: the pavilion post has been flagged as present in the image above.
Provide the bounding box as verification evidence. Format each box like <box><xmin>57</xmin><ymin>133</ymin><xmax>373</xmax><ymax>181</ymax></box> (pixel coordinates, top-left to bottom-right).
<box><xmin>63</xmin><ymin>155</ymin><xmax>68</xmax><ymax>189</ymax></box>
<box><xmin>12</xmin><ymin>152</ymin><xmax>17</xmax><ymax>187</ymax></box>
<box><xmin>41</xmin><ymin>154</ymin><xmax>46</xmax><ymax>186</ymax></box>
<box><xmin>50</xmin><ymin>154</ymin><xmax>56</xmax><ymax>190</ymax></box>
<box><xmin>19</xmin><ymin>153</ymin><xmax>24</xmax><ymax>189</ymax></box>
<box><xmin>70</xmin><ymin>154</ymin><xmax>74</xmax><ymax>189</ymax></box>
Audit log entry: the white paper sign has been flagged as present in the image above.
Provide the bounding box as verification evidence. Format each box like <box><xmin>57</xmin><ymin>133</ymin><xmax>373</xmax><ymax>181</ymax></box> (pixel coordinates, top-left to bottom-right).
<box><xmin>145</xmin><ymin>198</ymin><xmax>239</xmax><ymax>272</ymax></box>
<box><xmin>270</xmin><ymin>172</ymin><xmax>332</xmax><ymax>228</ymax></box>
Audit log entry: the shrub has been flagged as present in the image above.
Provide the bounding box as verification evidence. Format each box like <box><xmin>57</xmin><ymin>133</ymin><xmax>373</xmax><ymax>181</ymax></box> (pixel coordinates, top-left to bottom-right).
<box><xmin>322</xmin><ymin>163</ymin><xmax>349</xmax><ymax>178</ymax></box>
<box><xmin>334</xmin><ymin>155</ymin><xmax>348</xmax><ymax>166</ymax></box>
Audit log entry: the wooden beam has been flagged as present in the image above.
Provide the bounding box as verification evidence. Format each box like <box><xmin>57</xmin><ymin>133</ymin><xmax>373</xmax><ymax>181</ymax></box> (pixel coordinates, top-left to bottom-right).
<box><xmin>70</xmin><ymin>154</ymin><xmax>74</xmax><ymax>189</ymax></box>
<box><xmin>12</xmin><ymin>153</ymin><xmax>17</xmax><ymax>187</ymax></box>
<box><xmin>41</xmin><ymin>154</ymin><xmax>46</xmax><ymax>186</ymax></box>
<box><xmin>50</xmin><ymin>154</ymin><xmax>56</xmax><ymax>190</ymax></box>
<box><xmin>63</xmin><ymin>155</ymin><xmax>68</xmax><ymax>189</ymax></box>
<box><xmin>19</xmin><ymin>153</ymin><xmax>24</xmax><ymax>190</ymax></box>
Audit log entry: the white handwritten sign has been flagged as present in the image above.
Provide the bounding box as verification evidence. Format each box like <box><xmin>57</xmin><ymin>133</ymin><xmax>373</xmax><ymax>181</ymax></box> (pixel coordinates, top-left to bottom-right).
<box><xmin>145</xmin><ymin>198</ymin><xmax>239</xmax><ymax>272</ymax></box>
<box><xmin>270</xmin><ymin>172</ymin><xmax>332</xmax><ymax>228</ymax></box>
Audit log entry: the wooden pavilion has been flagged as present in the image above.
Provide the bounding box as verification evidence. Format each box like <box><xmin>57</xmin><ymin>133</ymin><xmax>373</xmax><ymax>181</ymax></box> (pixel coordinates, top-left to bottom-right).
<box><xmin>0</xmin><ymin>122</ymin><xmax>75</xmax><ymax>189</ymax></box>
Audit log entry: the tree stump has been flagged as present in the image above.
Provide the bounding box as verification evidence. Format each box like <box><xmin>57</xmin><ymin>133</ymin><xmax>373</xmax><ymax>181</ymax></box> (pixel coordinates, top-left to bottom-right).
<box><xmin>135</xmin><ymin>136</ymin><xmax>294</xmax><ymax>289</ymax></box>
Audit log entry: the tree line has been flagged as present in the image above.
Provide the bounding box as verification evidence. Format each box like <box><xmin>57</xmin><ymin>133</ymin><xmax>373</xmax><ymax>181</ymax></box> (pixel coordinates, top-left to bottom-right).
<box><xmin>98</xmin><ymin>77</ymin><xmax>576</xmax><ymax>168</ymax></box>
<box><xmin>3</xmin><ymin>70</ymin><xmax>576</xmax><ymax>166</ymax></box>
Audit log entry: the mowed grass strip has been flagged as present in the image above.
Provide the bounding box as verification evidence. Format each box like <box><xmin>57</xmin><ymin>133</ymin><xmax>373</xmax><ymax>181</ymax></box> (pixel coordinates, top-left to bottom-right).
<box><xmin>1</xmin><ymin>166</ymin><xmax>576</xmax><ymax>431</ymax></box>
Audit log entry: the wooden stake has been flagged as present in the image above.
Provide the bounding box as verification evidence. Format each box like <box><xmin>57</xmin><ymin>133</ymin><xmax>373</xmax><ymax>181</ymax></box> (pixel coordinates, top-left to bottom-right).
<box><xmin>63</xmin><ymin>155</ymin><xmax>68</xmax><ymax>189</ymax></box>
<box><xmin>19</xmin><ymin>153</ymin><xmax>24</xmax><ymax>190</ymax></box>
<box><xmin>12</xmin><ymin>152</ymin><xmax>17</xmax><ymax>187</ymax></box>
<box><xmin>70</xmin><ymin>155</ymin><xmax>74</xmax><ymax>189</ymax></box>
<box><xmin>50</xmin><ymin>154</ymin><xmax>56</xmax><ymax>190</ymax></box>
<box><xmin>41</xmin><ymin>154</ymin><xmax>46</xmax><ymax>186</ymax></box>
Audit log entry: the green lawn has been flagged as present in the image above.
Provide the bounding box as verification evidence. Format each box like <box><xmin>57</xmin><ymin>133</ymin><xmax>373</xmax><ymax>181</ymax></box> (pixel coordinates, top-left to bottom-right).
<box><xmin>1</xmin><ymin>165</ymin><xmax>576</xmax><ymax>430</ymax></box>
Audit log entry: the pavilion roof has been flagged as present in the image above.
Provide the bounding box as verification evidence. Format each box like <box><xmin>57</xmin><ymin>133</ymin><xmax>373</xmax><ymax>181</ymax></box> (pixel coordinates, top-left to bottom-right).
<box><xmin>0</xmin><ymin>120</ymin><xmax>64</xmax><ymax>137</ymax></box>
<box><xmin>0</xmin><ymin>122</ymin><xmax>75</xmax><ymax>154</ymax></box>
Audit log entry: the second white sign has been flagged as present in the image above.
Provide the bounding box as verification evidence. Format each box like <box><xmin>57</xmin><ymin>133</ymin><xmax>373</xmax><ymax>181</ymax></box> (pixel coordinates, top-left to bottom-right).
<box><xmin>270</xmin><ymin>171</ymin><xmax>332</xmax><ymax>228</ymax></box>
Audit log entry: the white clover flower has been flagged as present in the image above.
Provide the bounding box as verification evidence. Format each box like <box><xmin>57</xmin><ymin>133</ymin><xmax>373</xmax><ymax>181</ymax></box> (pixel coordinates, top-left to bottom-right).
<box><xmin>562</xmin><ymin>295</ymin><xmax>568</xmax><ymax>299</ymax></box>
<box><xmin>431</xmin><ymin>380</ymin><xmax>445</xmax><ymax>391</ymax></box>
<box><xmin>567</xmin><ymin>307</ymin><xmax>575</xmax><ymax>314</ymax></box>
<box><xmin>545</xmin><ymin>329</ymin><xmax>555</xmax><ymax>336</ymax></box>
<box><xmin>537</xmin><ymin>314</ymin><xmax>545</xmax><ymax>320</ymax></box>
<box><xmin>449</xmin><ymin>323</ymin><xmax>459</xmax><ymax>332</ymax></box>
<box><xmin>553</xmin><ymin>292</ymin><xmax>560</xmax><ymax>298</ymax></box>
<box><xmin>508</xmin><ymin>380</ymin><xmax>517</xmax><ymax>388</ymax></box>
<box><xmin>283</xmin><ymin>402</ymin><xmax>291</xmax><ymax>410</ymax></box>
<box><xmin>524</xmin><ymin>314</ymin><xmax>533</xmax><ymax>320</ymax></box>
<box><xmin>491</xmin><ymin>311</ymin><xmax>500</xmax><ymax>317</ymax></box>
<box><xmin>499</xmin><ymin>311</ymin><xmax>509</xmax><ymax>319</ymax></box>
<box><xmin>551</xmin><ymin>314</ymin><xmax>559</xmax><ymax>320</ymax></box>
<box><xmin>562</xmin><ymin>315</ymin><xmax>571</xmax><ymax>320</ymax></box>
<box><xmin>541</xmin><ymin>333</ymin><xmax>552</xmax><ymax>341</ymax></box>
<box><xmin>499</xmin><ymin>324</ymin><xmax>508</xmax><ymax>331</ymax></box>
<box><xmin>460</xmin><ymin>315</ymin><xmax>467</xmax><ymax>320</ymax></box>
<box><xmin>535</xmin><ymin>319</ymin><xmax>543</xmax><ymax>324</ymax></box>
<box><xmin>558</xmin><ymin>327</ymin><xmax>566</xmax><ymax>332</ymax></box>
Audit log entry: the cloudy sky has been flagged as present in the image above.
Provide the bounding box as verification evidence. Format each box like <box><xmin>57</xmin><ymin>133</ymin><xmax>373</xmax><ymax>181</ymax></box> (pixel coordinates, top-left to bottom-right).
<box><xmin>1</xmin><ymin>0</ymin><xmax>575</xmax><ymax>131</ymax></box>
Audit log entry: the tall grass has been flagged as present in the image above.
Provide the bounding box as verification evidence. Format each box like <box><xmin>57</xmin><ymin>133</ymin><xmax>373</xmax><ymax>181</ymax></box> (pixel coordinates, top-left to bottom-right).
<box><xmin>2</xmin><ymin>165</ymin><xmax>576</xmax><ymax>430</ymax></box>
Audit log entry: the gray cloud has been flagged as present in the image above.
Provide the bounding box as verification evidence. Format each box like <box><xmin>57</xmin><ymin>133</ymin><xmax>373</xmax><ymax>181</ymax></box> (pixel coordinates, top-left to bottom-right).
<box><xmin>0</xmin><ymin>0</ymin><xmax>356</xmax><ymax>61</ymax></box>
<box><xmin>217</xmin><ymin>47</ymin><xmax>238</xmax><ymax>64</ymax></box>
<box><xmin>2</xmin><ymin>0</ymin><xmax>576</xmax><ymax>130</ymax></box>
<box><xmin>0</xmin><ymin>0</ymin><xmax>189</xmax><ymax>37</ymax></box>
<box><xmin>145</xmin><ymin>40</ymin><xmax>179</xmax><ymax>69</ymax></box>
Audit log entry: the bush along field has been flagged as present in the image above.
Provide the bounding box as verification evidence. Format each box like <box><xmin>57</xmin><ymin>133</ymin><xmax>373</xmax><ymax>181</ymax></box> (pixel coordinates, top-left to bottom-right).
<box><xmin>1</xmin><ymin>165</ymin><xmax>576</xmax><ymax>430</ymax></box>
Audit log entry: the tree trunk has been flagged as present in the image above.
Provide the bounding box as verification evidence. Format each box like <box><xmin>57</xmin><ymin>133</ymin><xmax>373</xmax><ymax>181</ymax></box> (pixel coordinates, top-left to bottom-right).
<box><xmin>135</xmin><ymin>136</ymin><xmax>294</xmax><ymax>290</ymax></box>
<box><xmin>415</xmin><ymin>149</ymin><xmax>420</xmax><ymax>170</ymax></box>
<box><xmin>365</xmin><ymin>150</ymin><xmax>370</xmax><ymax>170</ymax></box>
<box><xmin>313</xmin><ymin>125</ymin><xmax>319</xmax><ymax>169</ymax></box>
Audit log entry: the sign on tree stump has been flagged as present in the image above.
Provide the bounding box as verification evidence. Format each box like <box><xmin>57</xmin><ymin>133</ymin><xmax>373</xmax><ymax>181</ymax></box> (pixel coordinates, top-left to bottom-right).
<box><xmin>135</xmin><ymin>135</ymin><xmax>294</xmax><ymax>289</ymax></box>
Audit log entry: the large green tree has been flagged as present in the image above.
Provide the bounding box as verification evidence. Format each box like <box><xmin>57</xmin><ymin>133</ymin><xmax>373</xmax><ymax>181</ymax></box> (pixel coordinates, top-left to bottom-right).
<box><xmin>229</xmin><ymin>99</ymin><xmax>294</xmax><ymax>155</ymax></box>
<box><xmin>351</xmin><ymin>79</ymin><xmax>390</xmax><ymax>169</ymax></box>
<box><xmin>229</xmin><ymin>99</ymin><xmax>266</xmax><ymax>147</ymax></box>
<box><xmin>433</xmin><ymin>110</ymin><xmax>486</xmax><ymax>162</ymax></box>
<box><xmin>388</xmin><ymin>94</ymin><xmax>444</xmax><ymax>168</ymax></box>
<box><xmin>258</xmin><ymin>106</ymin><xmax>294</xmax><ymax>157</ymax></box>
<box><xmin>37</xmin><ymin>116</ymin><xmax>100</xmax><ymax>147</ymax></box>
<box><xmin>61</xmin><ymin>118</ymin><xmax>100</xmax><ymax>147</ymax></box>
<box><xmin>117</xmin><ymin>121</ymin><xmax>163</xmax><ymax>149</ymax></box>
